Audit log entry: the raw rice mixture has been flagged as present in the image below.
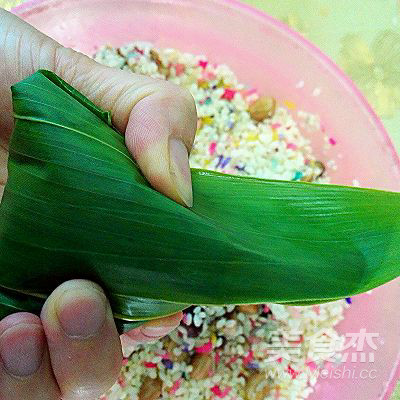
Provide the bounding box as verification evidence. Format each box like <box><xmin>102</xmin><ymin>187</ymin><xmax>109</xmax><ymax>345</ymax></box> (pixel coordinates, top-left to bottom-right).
<box><xmin>94</xmin><ymin>42</ymin><xmax>348</xmax><ymax>400</ymax></box>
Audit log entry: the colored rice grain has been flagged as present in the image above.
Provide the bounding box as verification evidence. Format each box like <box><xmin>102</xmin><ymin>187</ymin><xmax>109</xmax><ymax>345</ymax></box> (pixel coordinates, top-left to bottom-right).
<box><xmin>94</xmin><ymin>42</ymin><xmax>349</xmax><ymax>400</ymax></box>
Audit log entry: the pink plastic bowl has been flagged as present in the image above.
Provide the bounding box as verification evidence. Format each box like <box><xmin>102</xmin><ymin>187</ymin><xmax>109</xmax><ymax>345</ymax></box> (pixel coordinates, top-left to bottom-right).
<box><xmin>12</xmin><ymin>0</ymin><xmax>400</xmax><ymax>398</ymax></box>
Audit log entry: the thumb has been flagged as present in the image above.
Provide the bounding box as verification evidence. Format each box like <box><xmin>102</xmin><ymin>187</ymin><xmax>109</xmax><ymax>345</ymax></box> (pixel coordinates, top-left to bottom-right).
<box><xmin>1</xmin><ymin>9</ymin><xmax>197</xmax><ymax>206</ymax></box>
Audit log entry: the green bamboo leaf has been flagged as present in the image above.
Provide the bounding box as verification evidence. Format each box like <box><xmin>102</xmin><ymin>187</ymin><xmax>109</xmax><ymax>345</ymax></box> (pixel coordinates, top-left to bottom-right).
<box><xmin>0</xmin><ymin>286</ymin><xmax>44</xmax><ymax>320</ymax></box>
<box><xmin>109</xmin><ymin>294</ymin><xmax>187</xmax><ymax>321</ymax></box>
<box><xmin>39</xmin><ymin>69</ymin><xmax>113</xmax><ymax>127</ymax></box>
<box><xmin>0</xmin><ymin>70</ymin><xmax>399</xmax><ymax>327</ymax></box>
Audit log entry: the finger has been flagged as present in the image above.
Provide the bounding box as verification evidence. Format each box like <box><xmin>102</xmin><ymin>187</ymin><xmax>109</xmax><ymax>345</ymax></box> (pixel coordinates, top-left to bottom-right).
<box><xmin>0</xmin><ymin>9</ymin><xmax>64</xmax><ymax>142</ymax></box>
<box><xmin>0</xmin><ymin>313</ymin><xmax>60</xmax><ymax>400</ymax></box>
<box><xmin>125</xmin><ymin>86</ymin><xmax>197</xmax><ymax>207</ymax></box>
<box><xmin>1</xmin><ymin>10</ymin><xmax>198</xmax><ymax>206</ymax></box>
<box><xmin>0</xmin><ymin>143</ymin><xmax>7</xmax><ymax>201</ymax></box>
<box><xmin>55</xmin><ymin>50</ymin><xmax>197</xmax><ymax>207</ymax></box>
<box><xmin>120</xmin><ymin>312</ymin><xmax>182</xmax><ymax>357</ymax></box>
<box><xmin>40</xmin><ymin>280</ymin><xmax>122</xmax><ymax>400</ymax></box>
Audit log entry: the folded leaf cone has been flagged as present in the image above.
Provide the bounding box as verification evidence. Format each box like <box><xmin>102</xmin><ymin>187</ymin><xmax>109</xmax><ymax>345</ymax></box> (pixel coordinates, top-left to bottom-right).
<box><xmin>0</xmin><ymin>70</ymin><xmax>399</xmax><ymax>331</ymax></box>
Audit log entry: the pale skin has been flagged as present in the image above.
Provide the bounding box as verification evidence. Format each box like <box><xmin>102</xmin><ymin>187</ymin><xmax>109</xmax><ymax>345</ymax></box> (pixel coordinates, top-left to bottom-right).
<box><xmin>0</xmin><ymin>9</ymin><xmax>197</xmax><ymax>400</ymax></box>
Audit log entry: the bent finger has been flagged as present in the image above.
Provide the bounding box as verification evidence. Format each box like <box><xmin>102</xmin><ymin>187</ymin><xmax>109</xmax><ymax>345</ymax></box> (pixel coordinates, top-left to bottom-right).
<box><xmin>121</xmin><ymin>312</ymin><xmax>182</xmax><ymax>357</ymax></box>
<box><xmin>54</xmin><ymin>49</ymin><xmax>197</xmax><ymax>207</ymax></box>
<box><xmin>125</xmin><ymin>86</ymin><xmax>197</xmax><ymax>207</ymax></box>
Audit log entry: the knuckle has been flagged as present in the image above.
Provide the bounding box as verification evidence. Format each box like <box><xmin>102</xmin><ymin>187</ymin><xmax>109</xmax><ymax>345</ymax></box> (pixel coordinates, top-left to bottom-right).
<box><xmin>53</xmin><ymin>46</ymin><xmax>95</xmax><ymax>90</ymax></box>
<box><xmin>53</xmin><ymin>46</ymin><xmax>80</xmax><ymax>81</ymax></box>
<box><xmin>166</xmin><ymin>83</ymin><xmax>195</xmax><ymax>110</ymax></box>
<box><xmin>155</xmin><ymin>80</ymin><xmax>194</xmax><ymax>109</ymax></box>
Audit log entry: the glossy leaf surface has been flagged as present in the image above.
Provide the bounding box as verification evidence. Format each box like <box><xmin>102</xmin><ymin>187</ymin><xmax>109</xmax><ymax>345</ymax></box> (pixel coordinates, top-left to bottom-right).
<box><xmin>0</xmin><ymin>71</ymin><xmax>399</xmax><ymax>329</ymax></box>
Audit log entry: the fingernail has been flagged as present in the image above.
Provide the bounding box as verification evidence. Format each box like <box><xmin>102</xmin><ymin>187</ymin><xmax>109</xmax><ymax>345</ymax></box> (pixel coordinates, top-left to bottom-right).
<box><xmin>56</xmin><ymin>287</ymin><xmax>107</xmax><ymax>339</ymax></box>
<box><xmin>140</xmin><ymin>325</ymin><xmax>176</xmax><ymax>338</ymax></box>
<box><xmin>169</xmin><ymin>137</ymin><xmax>193</xmax><ymax>207</ymax></box>
<box><xmin>0</xmin><ymin>324</ymin><xmax>45</xmax><ymax>377</ymax></box>
<box><xmin>140</xmin><ymin>315</ymin><xmax>181</xmax><ymax>338</ymax></box>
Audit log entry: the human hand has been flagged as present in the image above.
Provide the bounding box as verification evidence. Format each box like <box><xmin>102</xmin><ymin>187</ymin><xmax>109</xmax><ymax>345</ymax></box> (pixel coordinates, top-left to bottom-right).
<box><xmin>0</xmin><ymin>9</ymin><xmax>196</xmax><ymax>400</ymax></box>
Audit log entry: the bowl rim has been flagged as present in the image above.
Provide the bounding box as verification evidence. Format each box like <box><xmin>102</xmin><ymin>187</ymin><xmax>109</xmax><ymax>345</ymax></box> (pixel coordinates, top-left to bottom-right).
<box><xmin>12</xmin><ymin>0</ymin><xmax>400</xmax><ymax>179</ymax></box>
<box><xmin>11</xmin><ymin>0</ymin><xmax>400</xmax><ymax>397</ymax></box>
